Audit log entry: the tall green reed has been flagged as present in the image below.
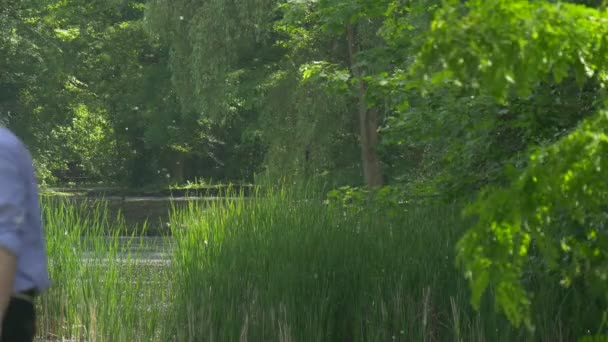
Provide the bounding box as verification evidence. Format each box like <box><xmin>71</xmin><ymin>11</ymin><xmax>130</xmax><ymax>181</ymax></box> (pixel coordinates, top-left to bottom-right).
<box><xmin>38</xmin><ymin>188</ymin><xmax>588</xmax><ymax>341</ymax></box>
<box><xmin>39</xmin><ymin>197</ymin><xmax>169</xmax><ymax>341</ymax></box>
<box><xmin>166</xmin><ymin>187</ymin><xmax>509</xmax><ymax>341</ymax></box>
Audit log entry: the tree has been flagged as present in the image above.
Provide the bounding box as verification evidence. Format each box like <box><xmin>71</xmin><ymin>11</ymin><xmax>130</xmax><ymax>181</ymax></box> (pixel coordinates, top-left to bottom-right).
<box><xmin>1</xmin><ymin>0</ymin><xmax>263</xmax><ymax>186</ymax></box>
<box><xmin>146</xmin><ymin>0</ymin><xmax>274</xmax><ymax>184</ymax></box>
<box><xmin>148</xmin><ymin>0</ymin><xmax>399</xmax><ymax>187</ymax></box>
<box><xmin>414</xmin><ymin>0</ymin><xmax>608</xmax><ymax>332</ymax></box>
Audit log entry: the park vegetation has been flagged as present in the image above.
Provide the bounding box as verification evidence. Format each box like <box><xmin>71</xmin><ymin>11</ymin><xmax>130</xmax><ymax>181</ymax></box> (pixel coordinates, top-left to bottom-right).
<box><xmin>2</xmin><ymin>0</ymin><xmax>608</xmax><ymax>340</ymax></box>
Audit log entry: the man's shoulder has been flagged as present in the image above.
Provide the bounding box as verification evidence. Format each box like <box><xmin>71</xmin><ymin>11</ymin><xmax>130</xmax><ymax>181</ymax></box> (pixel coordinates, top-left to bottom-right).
<box><xmin>0</xmin><ymin>127</ymin><xmax>23</xmax><ymax>147</ymax></box>
<box><xmin>0</xmin><ymin>128</ymin><xmax>27</xmax><ymax>157</ymax></box>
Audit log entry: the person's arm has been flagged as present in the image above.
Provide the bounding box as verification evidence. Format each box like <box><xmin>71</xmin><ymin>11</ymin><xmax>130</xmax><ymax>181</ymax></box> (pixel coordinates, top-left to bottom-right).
<box><xmin>0</xmin><ymin>148</ymin><xmax>25</xmax><ymax>322</ymax></box>
<box><xmin>0</xmin><ymin>248</ymin><xmax>16</xmax><ymax>319</ymax></box>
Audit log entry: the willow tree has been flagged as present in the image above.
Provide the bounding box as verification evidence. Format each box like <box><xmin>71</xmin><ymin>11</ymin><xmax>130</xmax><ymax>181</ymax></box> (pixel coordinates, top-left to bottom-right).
<box><xmin>147</xmin><ymin>0</ymin><xmax>402</xmax><ymax>187</ymax></box>
<box><xmin>146</xmin><ymin>0</ymin><xmax>280</xmax><ymax>179</ymax></box>
<box><xmin>147</xmin><ymin>0</ymin><xmax>276</xmax><ymax>112</ymax></box>
<box><xmin>414</xmin><ymin>0</ymin><xmax>608</xmax><ymax>334</ymax></box>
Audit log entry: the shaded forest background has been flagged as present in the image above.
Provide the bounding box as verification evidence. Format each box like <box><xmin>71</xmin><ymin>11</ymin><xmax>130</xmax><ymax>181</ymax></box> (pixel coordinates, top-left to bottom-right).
<box><xmin>3</xmin><ymin>0</ymin><xmax>608</xmax><ymax>334</ymax></box>
<box><xmin>4</xmin><ymin>0</ymin><xmax>600</xmax><ymax>193</ymax></box>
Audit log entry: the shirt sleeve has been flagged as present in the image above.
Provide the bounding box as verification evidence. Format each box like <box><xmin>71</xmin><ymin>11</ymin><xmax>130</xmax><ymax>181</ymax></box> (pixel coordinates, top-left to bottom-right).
<box><xmin>0</xmin><ymin>147</ymin><xmax>25</xmax><ymax>256</ymax></box>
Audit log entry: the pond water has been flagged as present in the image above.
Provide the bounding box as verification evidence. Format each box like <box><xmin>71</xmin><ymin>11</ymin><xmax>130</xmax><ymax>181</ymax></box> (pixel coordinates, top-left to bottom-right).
<box><xmin>103</xmin><ymin>196</ymin><xmax>218</xmax><ymax>235</ymax></box>
<box><xmin>52</xmin><ymin>196</ymin><xmax>234</xmax><ymax>235</ymax></box>
<box><xmin>92</xmin><ymin>236</ymin><xmax>173</xmax><ymax>259</ymax></box>
<box><xmin>49</xmin><ymin>195</ymin><xmax>192</xmax><ymax>262</ymax></box>
<box><xmin>49</xmin><ymin>193</ymin><xmax>247</xmax><ymax>262</ymax></box>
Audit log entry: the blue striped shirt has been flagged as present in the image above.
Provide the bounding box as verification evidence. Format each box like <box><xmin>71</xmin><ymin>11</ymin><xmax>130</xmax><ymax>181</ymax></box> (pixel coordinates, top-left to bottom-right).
<box><xmin>0</xmin><ymin>128</ymin><xmax>50</xmax><ymax>293</ymax></box>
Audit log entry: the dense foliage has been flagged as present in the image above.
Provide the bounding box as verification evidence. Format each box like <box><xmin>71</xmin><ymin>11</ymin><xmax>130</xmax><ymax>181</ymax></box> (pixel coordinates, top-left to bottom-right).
<box><xmin>1</xmin><ymin>0</ymin><xmax>265</xmax><ymax>186</ymax></box>
<box><xmin>3</xmin><ymin>0</ymin><xmax>608</xmax><ymax>338</ymax></box>
<box><xmin>415</xmin><ymin>0</ymin><xmax>608</xmax><ymax>331</ymax></box>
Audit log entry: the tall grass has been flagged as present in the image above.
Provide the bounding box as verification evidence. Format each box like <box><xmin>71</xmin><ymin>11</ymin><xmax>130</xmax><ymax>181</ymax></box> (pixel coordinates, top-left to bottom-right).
<box><xmin>40</xmin><ymin>189</ymin><xmax>588</xmax><ymax>341</ymax></box>
<box><xmin>39</xmin><ymin>198</ymin><xmax>170</xmax><ymax>341</ymax></box>
<box><xmin>166</xmin><ymin>188</ymin><xmax>516</xmax><ymax>341</ymax></box>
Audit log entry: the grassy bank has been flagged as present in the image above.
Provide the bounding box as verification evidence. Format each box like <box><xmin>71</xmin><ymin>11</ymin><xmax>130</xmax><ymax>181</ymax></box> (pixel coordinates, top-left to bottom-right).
<box><xmin>39</xmin><ymin>190</ymin><xmax>585</xmax><ymax>341</ymax></box>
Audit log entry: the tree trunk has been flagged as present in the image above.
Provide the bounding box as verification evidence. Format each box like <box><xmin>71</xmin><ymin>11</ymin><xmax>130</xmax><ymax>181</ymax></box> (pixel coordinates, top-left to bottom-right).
<box><xmin>358</xmin><ymin>96</ymin><xmax>383</xmax><ymax>187</ymax></box>
<box><xmin>347</xmin><ymin>25</ymin><xmax>383</xmax><ymax>188</ymax></box>
<box><xmin>172</xmin><ymin>152</ymin><xmax>185</xmax><ymax>184</ymax></box>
